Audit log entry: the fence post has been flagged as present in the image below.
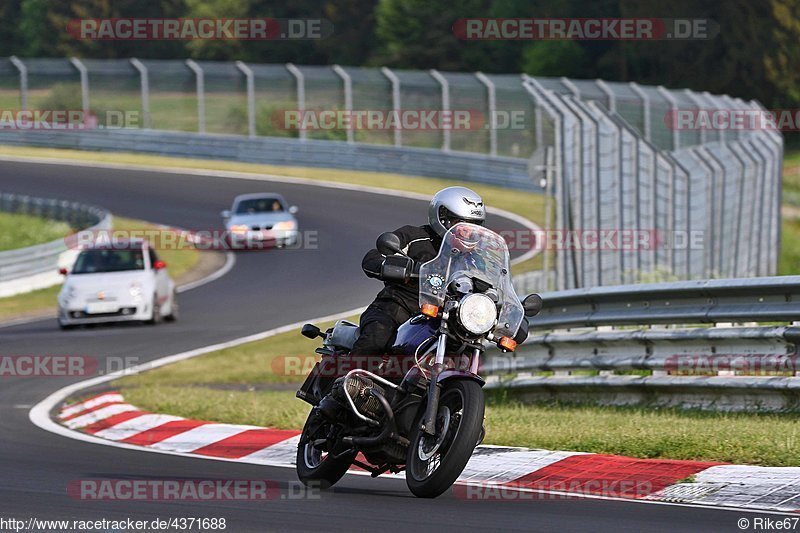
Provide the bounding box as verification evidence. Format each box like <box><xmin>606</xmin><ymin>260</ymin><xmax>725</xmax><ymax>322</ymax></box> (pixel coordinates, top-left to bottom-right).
<box><xmin>657</xmin><ymin>86</ymin><xmax>680</xmax><ymax>150</ymax></box>
<box><xmin>683</xmin><ymin>90</ymin><xmax>706</xmax><ymax>145</ymax></box>
<box><xmin>429</xmin><ymin>69</ymin><xmax>451</xmax><ymax>152</ymax></box>
<box><xmin>69</xmin><ymin>58</ymin><xmax>90</xmax><ymax>113</ymax></box>
<box><xmin>381</xmin><ymin>67</ymin><xmax>402</xmax><ymax>147</ymax></box>
<box><xmin>285</xmin><ymin>63</ymin><xmax>306</xmax><ymax>141</ymax></box>
<box><xmin>332</xmin><ymin>65</ymin><xmax>354</xmax><ymax>144</ymax></box>
<box><xmin>595</xmin><ymin>79</ymin><xmax>616</xmax><ymax>113</ymax></box>
<box><xmin>9</xmin><ymin>56</ymin><xmax>27</xmax><ymax>111</ymax></box>
<box><xmin>543</xmin><ymin>145</ymin><xmax>555</xmax><ymax>289</ymax></box>
<box><xmin>628</xmin><ymin>82</ymin><xmax>651</xmax><ymax>142</ymax></box>
<box><xmin>475</xmin><ymin>72</ymin><xmax>497</xmax><ymax>156</ymax></box>
<box><xmin>130</xmin><ymin>58</ymin><xmax>150</xmax><ymax>129</ymax></box>
<box><xmin>235</xmin><ymin>61</ymin><xmax>256</xmax><ymax>138</ymax></box>
<box><xmin>524</xmin><ymin>76</ymin><xmax>571</xmax><ymax>290</ymax></box>
<box><xmin>560</xmin><ymin>77</ymin><xmax>580</xmax><ymax>98</ymax></box>
<box><xmin>185</xmin><ymin>59</ymin><xmax>205</xmax><ymax>134</ymax></box>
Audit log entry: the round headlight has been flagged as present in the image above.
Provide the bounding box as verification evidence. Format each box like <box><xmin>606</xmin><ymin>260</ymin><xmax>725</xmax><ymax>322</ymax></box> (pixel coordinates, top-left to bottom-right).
<box><xmin>458</xmin><ymin>293</ymin><xmax>497</xmax><ymax>335</ymax></box>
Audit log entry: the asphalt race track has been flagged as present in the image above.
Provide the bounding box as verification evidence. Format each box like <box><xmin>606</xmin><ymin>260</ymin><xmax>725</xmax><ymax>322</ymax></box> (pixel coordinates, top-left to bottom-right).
<box><xmin>0</xmin><ymin>159</ymin><xmax>779</xmax><ymax>532</ymax></box>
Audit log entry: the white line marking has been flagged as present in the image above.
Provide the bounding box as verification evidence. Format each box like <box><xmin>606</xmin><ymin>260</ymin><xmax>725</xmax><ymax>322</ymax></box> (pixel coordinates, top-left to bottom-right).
<box><xmin>176</xmin><ymin>251</ymin><xmax>235</xmax><ymax>293</ymax></box>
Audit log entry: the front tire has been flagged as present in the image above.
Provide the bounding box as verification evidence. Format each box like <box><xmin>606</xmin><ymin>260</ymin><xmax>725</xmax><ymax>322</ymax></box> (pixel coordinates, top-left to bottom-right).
<box><xmin>405</xmin><ymin>380</ymin><xmax>484</xmax><ymax>498</ymax></box>
<box><xmin>164</xmin><ymin>290</ymin><xmax>179</xmax><ymax>322</ymax></box>
<box><xmin>146</xmin><ymin>296</ymin><xmax>161</xmax><ymax>325</ymax></box>
<box><xmin>296</xmin><ymin>411</ymin><xmax>354</xmax><ymax>489</ymax></box>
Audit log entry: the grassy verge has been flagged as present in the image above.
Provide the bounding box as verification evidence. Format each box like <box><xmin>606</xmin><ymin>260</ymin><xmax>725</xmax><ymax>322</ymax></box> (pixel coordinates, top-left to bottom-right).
<box><xmin>0</xmin><ymin>145</ymin><xmax>548</xmax><ymax>273</ymax></box>
<box><xmin>0</xmin><ymin>216</ymin><xmax>199</xmax><ymax>321</ymax></box>
<box><xmin>0</xmin><ymin>211</ymin><xmax>72</xmax><ymax>251</ymax></box>
<box><xmin>114</xmin><ymin>320</ymin><xmax>800</xmax><ymax>466</ymax></box>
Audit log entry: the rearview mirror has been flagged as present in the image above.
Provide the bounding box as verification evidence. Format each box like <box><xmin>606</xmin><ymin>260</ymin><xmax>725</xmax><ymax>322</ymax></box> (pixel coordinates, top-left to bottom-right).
<box><xmin>376</xmin><ymin>232</ymin><xmax>403</xmax><ymax>255</ymax></box>
<box><xmin>221</xmin><ymin>209</ymin><xmax>231</xmax><ymax>219</ymax></box>
<box><xmin>523</xmin><ymin>293</ymin><xmax>543</xmax><ymax>317</ymax></box>
<box><xmin>289</xmin><ymin>205</ymin><xmax>299</xmax><ymax>215</ymax></box>
<box><xmin>153</xmin><ymin>260</ymin><xmax>167</xmax><ymax>270</ymax></box>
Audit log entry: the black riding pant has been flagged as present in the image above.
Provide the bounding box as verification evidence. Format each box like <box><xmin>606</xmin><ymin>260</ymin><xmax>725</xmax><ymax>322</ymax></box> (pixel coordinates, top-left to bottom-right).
<box><xmin>350</xmin><ymin>299</ymin><xmax>413</xmax><ymax>356</ymax></box>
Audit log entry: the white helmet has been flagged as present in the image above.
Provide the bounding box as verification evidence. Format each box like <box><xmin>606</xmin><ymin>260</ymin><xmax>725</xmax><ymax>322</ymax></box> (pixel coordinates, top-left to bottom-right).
<box><xmin>428</xmin><ymin>186</ymin><xmax>486</xmax><ymax>237</ymax></box>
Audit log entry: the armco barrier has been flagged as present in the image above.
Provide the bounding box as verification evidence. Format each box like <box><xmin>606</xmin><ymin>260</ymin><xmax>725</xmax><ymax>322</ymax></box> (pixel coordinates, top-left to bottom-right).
<box><xmin>483</xmin><ymin>276</ymin><xmax>800</xmax><ymax>412</ymax></box>
<box><xmin>0</xmin><ymin>129</ymin><xmax>537</xmax><ymax>192</ymax></box>
<box><xmin>0</xmin><ymin>193</ymin><xmax>110</xmax><ymax>295</ymax></box>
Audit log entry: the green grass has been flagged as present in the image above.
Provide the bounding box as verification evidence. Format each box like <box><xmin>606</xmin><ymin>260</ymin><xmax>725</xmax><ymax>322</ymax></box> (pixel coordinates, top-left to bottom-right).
<box><xmin>483</xmin><ymin>396</ymin><xmax>800</xmax><ymax>466</ymax></box>
<box><xmin>0</xmin><ymin>216</ymin><xmax>200</xmax><ymax>321</ymax></box>
<box><xmin>113</xmin><ymin>320</ymin><xmax>800</xmax><ymax>466</ymax></box>
<box><xmin>0</xmin><ymin>211</ymin><xmax>72</xmax><ymax>251</ymax></box>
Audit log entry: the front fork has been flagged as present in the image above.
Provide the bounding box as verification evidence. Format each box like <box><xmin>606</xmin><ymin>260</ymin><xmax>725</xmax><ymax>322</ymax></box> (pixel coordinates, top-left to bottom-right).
<box><xmin>423</xmin><ymin>335</ymin><xmax>483</xmax><ymax>435</ymax></box>
<box><xmin>423</xmin><ymin>333</ymin><xmax>447</xmax><ymax>435</ymax></box>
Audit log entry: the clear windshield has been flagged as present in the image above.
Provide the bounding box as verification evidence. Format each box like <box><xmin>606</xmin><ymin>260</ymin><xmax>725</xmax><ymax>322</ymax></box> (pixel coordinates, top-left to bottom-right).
<box><xmin>419</xmin><ymin>223</ymin><xmax>524</xmax><ymax>338</ymax></box>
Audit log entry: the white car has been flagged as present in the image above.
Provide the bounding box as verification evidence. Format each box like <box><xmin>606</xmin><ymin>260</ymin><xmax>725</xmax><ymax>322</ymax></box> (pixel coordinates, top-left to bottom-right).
<box><xmin>57</xmin><ymin>239</ymin><xmax>178</xmax><ymax>329</ymax></box>
<box><xmin>221</xmin><ymin>193</ymin><xmax>299</xmax><ymax>248</ymax></box>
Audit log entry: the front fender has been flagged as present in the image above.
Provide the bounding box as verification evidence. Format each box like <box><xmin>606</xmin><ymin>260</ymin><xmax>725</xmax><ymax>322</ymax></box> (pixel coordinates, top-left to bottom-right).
<box><xmin>436</xmin><ymin>369</ymin><xmax>485</xmax><ymax>387</ymax></box>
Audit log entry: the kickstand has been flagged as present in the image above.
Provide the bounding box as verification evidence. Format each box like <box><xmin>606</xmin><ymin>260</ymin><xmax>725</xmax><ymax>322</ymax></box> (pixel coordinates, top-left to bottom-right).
<box><xmin>351</xmin><ymin>460</ymin><xmax>406</xmax><ymax>478</ymax></box>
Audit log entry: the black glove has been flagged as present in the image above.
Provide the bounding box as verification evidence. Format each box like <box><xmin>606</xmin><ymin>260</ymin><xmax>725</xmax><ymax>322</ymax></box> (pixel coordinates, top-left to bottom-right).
<box><xmin>381</xmin><ymin>255</ymin><xmax>414</xmax><ymax>282</ymax></box>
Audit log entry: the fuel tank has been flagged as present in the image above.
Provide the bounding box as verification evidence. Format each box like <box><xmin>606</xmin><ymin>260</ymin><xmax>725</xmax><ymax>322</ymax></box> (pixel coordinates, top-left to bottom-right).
<box><xmin>390</xmin><ymin>314</ymin><xmax>440</xmax><ymax>356</ymax></box>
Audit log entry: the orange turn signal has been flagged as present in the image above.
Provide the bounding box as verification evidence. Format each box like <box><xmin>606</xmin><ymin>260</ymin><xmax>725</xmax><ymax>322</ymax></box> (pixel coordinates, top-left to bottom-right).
<box><xmin>498</xmin><ymin>336</ymin><xmax>517</xmax><ymax>351</ymax></box>
<box><xmin>421</xmin><ymin>304</ymin><xmax>440</xmax><ymax>317</ymax></box>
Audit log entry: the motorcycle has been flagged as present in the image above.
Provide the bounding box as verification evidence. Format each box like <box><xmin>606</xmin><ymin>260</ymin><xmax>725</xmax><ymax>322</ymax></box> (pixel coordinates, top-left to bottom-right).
<box><xmin>295</xmin><ymin>222</ymin><xmax>543</xmax><ymax>498</ymax></box>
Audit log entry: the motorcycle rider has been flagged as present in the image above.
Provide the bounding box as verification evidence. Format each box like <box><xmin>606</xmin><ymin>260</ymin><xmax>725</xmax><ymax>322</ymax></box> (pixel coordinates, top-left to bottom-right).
<box><xmin>351</xmin><ymin>186</ymin><xmax>487</xmax><ymax>357</ymax></box>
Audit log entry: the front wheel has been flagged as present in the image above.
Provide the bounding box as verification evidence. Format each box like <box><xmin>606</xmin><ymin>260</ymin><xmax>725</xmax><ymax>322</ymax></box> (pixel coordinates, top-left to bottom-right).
<box><xmin>405</xmin><ymin>380</ymin><xmax>485</xmax><ymax>498</ymax></box>
<box><xmin>296</xmin><ymin>411</ymin><xmax>354</xmax><ymax>489</ymax></box>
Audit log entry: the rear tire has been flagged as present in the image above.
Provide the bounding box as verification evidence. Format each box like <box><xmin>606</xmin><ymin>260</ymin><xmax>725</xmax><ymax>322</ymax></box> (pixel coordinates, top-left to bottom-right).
<box><xmin>405</xmin><ymin>380</ymin><xmax>484</xmax><ymax>498</ymax></box>
<box><xmin>296</xmin><ymin>411</ymin><xmax>354</xmax><ymax>489</ymax></box>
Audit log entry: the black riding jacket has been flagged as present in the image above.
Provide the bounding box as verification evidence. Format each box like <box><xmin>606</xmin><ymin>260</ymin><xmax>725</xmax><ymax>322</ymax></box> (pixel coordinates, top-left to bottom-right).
<box><xmin>361</xmin><ymin>224</ymin><xmax>443</xmax><ymax>315</ymax></box>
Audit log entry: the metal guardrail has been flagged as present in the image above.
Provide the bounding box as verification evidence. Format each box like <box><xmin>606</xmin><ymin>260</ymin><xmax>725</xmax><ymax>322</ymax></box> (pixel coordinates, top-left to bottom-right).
<box><xmin>0</xmin><ymin>193</ymin><xmax>110</xmax><ymax>282</ymax></box>
<box><xmin>530</xmin><ymin>276</ymin><xmax>800</xmax><ymax>328</ymax></box>
<box><xmin>0</xmin><ymin>129</ymin><xmax>537</xmax><ymax>192</ymax></box>
<box><xmin>484</xmin><ymin>276</ymin><xmax>800</xmax><ymax>411</ymax></box>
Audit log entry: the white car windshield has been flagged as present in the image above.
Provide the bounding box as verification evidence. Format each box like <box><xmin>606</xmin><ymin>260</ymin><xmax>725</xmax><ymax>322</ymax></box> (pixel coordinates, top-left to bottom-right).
<box><xmin>235</xmin><ymin>197</ymin><xmax>284</xmax><ymax>214</ymax></box>
<box><xmin>71</xmin><ymin>249</ymin><xmax>145</xmax><ymax>274</ymax></box>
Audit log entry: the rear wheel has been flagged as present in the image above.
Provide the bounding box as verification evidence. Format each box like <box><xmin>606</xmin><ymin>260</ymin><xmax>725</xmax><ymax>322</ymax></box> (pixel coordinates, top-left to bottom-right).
<box><xmin>296</xmin><ymin>411</ymin><xmax>354</xmax><ymax>489</ymax></box>
<box><xmin>405</xmin><ymin>380</ymin><xmax>484</xmax><ymax>498</ymax></box>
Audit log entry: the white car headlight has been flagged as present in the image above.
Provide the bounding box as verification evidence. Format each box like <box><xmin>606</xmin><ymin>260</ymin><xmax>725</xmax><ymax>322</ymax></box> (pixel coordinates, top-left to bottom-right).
<box><xmin>129</xmin><ymin>282</ymin><xmax>143</xmax><ymax>297</ymax></box>
<box><xmin>273</xmin><ymin>220</ymin><xmax>296</xmax><ymax>231</ymax></box>
<box><xmin>458</xmin><ymin>293</ymin><xmax>497</xmax><ymax>335</ymax></box>
<box><xmin>61</xmin><ymin>285</ymin><xmax>76</xmax><ymax>301</ymax></box>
